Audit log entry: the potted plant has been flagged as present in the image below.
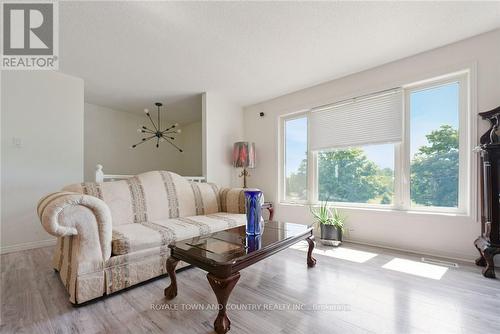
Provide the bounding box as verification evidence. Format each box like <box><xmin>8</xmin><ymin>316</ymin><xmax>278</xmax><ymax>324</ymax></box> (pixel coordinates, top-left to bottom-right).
<box><xmin>310</xmin><ymin>201</ymin><xmax>346</xmax><ymax>245</ymax></box>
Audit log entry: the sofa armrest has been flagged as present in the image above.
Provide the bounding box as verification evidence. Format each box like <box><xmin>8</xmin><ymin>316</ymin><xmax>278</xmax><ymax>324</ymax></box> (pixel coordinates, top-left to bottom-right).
<box><xmin>219</xmin><ymin>188</ymin><xmax>246</xmax><ymax>214</ymax></box>
<box><xmin>37</xmin><ymin>192</ymin><xmax>112</xmax><ymax>261</ymax></box>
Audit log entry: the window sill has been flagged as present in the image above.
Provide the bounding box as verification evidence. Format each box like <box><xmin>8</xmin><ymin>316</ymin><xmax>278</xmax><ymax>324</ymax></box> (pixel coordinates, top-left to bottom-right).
<box><xmin>279</xmin><ymin>201</ymin><xmax>471</xmax><ymax>218</ymax></box>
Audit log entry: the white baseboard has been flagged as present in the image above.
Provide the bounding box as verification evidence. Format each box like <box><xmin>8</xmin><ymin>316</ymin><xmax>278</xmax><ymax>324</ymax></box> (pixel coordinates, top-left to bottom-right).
<box><xmin>0</xmin><ymin>238</ymin><xmax>57</xmax><ymax>255</ymax></box>
<box><xmin>343</xmin><ymin>238</ymin><xmax>475</xmax><ymax>264</ymax></box>
<box><xmin>311</xmin><ymin>229</ymin><xmax>476</xmax><ymax>263</ymax></box>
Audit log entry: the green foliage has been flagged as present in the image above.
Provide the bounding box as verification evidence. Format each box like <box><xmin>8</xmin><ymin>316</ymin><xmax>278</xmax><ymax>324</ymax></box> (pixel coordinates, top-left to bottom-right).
<box><xmin>410</xmin><ymin>125</ymin><xmax>458</xmax><ymax>207</ymax></box>
<box><xmin>317</xmin><ymin>148</ymin><xmax>393</xmax><ymax>203</ymax></box>
<box><xmin>286</xmin><ymin>158</ymin><xmax>308</xmax><ymax>200</ymax></box>
<box><xmin>309</xmin><ymin>200</ymin><xmax>330</xmax><ymax>224</ymax></box>
<box><xmin>330</xmin><ymin>207</ymin><xmax>346</xmax><ymax>232</ymax></box>
<box><xmin>309</xmin><ymin>201</ymin><xmax>346</xmax><ymax>231</ymax></box>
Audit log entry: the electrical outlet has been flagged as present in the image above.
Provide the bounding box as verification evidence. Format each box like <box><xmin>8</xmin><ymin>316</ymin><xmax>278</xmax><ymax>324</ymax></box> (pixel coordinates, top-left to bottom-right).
<box><xmin>12</xmin><ymin>137</ymin><xmax>22</xmax><ymax>148</ymax></box>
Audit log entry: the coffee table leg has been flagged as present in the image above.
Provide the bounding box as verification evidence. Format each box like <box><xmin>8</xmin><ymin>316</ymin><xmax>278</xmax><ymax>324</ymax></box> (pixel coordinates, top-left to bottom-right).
<box><xmin>164</xmin><ymin>256</ymin><xmax>179</xmax><ymax>299</ymax></box>
<box><xmin>207</xmin><ymin>272</ymin><xmax>240</xmax><ymax>334</ymax></box>
<box><xmin>306</xmin><ymin>236</ymin><xmax>317</xmax><ymax>267</ymax></box>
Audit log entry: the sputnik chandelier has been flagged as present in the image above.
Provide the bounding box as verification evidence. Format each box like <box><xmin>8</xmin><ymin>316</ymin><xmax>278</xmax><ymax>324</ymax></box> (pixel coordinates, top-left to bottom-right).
<box><xmin>131</xmin><ymin>102</ymin><xmax>183</xmax><ymax>152</ymax></box>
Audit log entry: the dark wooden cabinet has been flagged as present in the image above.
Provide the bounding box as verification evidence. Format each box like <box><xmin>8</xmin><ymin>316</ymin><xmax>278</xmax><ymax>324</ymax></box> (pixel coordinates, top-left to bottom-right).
<box><xmin>474</xmin><ymin>106</ymin><xmax>500</xmax><ymax>278</ymax></box>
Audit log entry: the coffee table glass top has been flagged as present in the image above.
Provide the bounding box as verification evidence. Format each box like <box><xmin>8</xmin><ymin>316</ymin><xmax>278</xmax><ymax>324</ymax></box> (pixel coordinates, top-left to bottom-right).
<box><xmin>170</xmin><ymin>221</ymin><xmax>312</xmax><ymax>265</ymax></box>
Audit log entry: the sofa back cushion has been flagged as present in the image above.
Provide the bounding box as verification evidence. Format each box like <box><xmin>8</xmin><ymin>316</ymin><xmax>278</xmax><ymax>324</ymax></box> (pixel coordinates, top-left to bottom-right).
<box><xmin>63</xmin><ymin>171</ymin><xmax>220</xmax><ymax>225</ymax></box>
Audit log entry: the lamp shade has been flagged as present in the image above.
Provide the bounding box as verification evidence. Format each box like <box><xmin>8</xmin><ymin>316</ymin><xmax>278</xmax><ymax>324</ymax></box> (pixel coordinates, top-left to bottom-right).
<box><xmin>233</xmin><ymin>142</ymin><xmax>255</xmax><ymax>168</ymax></box>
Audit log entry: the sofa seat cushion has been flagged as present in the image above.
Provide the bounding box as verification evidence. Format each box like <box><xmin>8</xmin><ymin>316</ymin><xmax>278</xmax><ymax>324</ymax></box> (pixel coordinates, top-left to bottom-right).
<box><xmin>111</xmin><ymin>213</ymin><xmax>246</xmax><ymax>255</ymax></box>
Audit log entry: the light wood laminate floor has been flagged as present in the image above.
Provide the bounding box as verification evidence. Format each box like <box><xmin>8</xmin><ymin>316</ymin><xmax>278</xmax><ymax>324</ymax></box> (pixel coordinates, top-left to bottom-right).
<box><xmin>1</xmin><ymin>242</ymin><xmax>499</xmax><ymax>334</ymax></box>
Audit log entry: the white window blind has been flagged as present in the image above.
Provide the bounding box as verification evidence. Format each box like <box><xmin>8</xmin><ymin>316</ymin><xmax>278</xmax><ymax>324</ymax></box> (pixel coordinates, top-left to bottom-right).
<box><xmin>310</xmin><ymin>89</ymin><xmax>403</xmax><ymax>150</ymax></box>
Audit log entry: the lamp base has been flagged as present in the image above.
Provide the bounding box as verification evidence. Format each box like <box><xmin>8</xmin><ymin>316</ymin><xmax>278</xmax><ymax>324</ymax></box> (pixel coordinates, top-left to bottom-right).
<box><xmin>239</xmin><ymin>168</ymin><xmax>250</xmax><ymax>188</ymax></box>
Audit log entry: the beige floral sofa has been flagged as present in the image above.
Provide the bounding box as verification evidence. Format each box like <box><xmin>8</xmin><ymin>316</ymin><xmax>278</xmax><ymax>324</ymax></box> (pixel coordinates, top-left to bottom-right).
<box><xmin>37</xmin><ymin>171</ymin><xmax>246</xmax><ymax>304</ymax></box>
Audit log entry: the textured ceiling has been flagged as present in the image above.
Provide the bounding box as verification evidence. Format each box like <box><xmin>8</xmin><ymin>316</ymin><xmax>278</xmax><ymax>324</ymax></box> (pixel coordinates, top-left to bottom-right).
<box><xmin>59</xmin><ymin>1</ymin><xmax>500</xmax><ymax>120</ymax></box>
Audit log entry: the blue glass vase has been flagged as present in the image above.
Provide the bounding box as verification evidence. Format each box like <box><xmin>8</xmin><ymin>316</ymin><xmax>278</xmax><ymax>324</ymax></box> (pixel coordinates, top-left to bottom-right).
<box><xmin>244</xmin><ymin>189</ymin><xmax>263</xmax><ymax>235</ymax></box>
<box><xmin>246</xmin><ymin>234</ymin><xmax>262</xmax><ymax>252</ymax></box>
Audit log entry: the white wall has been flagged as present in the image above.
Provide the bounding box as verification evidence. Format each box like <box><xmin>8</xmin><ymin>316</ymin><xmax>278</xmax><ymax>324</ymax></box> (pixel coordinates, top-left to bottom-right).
<box><xmin>244</xmin><ymin>29</ymin><xmax>500</xmax><ymax>262</ymax></box>
<box><xmin>203</xmin><ymin>92</ymin><xmax>244</xmax><ymax>188</ymax></box>
<box><xmin>178</xmin><ymin>121</ymin><xmax>203</xmax><ymax>176</ymax></box>
<box><xmin>1</xmin><ymin>71</ymin><xmax>84</xmax><ymax>253</ymax></box>
<box><xmin>84</xmin><ymin>103</ymin><xmax>202</xmax><ymax>181</ymax></box>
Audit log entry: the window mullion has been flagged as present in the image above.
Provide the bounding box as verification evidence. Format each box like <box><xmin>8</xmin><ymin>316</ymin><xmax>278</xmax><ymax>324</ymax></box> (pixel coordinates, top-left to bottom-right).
<box><xmin>394</xmin><ymin>143</ymin><xmax>403</xmax><ymax>210</ymax></box>
<box><xmin>311</xmin><ymin>151</ymin><xmax>318</xmax><ymax>204</ymax></box>
<box><xmin>280</xmin><ymin>117</ymin><xmax>286</xmax><ymax>203</ymax></box>
<box><xmin>306</xmin><ymin>111</ymin><xmax>315</xmax><ymax>204</ymax></box>
<box><xmin>400</xmin><ymin>89</ymin><xmax>412</xmax><ymax>210</ymax></box>
<box><xmin>458</xmin><ymin>74</ymin><xmax>469</xmax><ymax>214</ymax></box>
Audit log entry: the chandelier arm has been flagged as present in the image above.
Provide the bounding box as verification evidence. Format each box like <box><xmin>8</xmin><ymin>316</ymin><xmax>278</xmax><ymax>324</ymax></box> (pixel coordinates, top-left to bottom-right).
<box><xmin>162</xmin><ymin>130</ymin><xmax>177</xmax><ymax>135</ymax></box>
<box><xmin>141</xmin><ymin>128</ymin><xmax>156</xmax><ymax>134</ymax></box>
<box><xmin>163</xmin><ymin>136</ymin><xmax>183</xmax><ymax>152</ymax></box>
<box><xmin>131</xmin><ymin>135</ymin><xmax>155</xmax><ymax>148</ymax></box>
<box><xmin>156</xmin><ymin>137</ymin><xmax>160</xmax><ymax>148</ymax></box>
<box><xmin>146</xmin><ymin>113</ymin><xmax>158</xmax><ymax>131</ymax></box>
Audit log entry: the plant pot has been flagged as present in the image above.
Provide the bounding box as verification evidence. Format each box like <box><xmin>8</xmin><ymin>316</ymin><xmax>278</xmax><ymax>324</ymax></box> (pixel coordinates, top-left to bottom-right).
<box><xmin>320</xmin><ymin>224</ymin><xmax>343</xmax><ymax>241</ymax></box>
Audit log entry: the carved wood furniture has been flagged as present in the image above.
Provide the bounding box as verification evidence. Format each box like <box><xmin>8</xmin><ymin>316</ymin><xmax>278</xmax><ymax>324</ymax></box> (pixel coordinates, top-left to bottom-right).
<box><xmin>164</xmin><ymin>221</ymin><xmax>316</xmax><ymax>334</ymax></box>
<box><xmin>474</xmin><ymin>106</ymin><xmax>500</xmax><ymax>278</ymax></box>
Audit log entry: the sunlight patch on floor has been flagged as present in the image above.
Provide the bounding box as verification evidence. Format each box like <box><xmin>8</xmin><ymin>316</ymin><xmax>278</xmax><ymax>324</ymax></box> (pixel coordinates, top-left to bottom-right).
<box><xmin>382</xmin><ymin>258</ymin><xmax>448</xmax><ymax>280</ymax></box>
<box><xmin>290</xmin><ymin>241</ymin><xmax>378</xmax><ymax>263</ymax></box>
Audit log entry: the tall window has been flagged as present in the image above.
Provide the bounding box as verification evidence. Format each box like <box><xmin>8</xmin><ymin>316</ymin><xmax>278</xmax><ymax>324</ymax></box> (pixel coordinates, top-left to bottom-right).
<box><xmin>284</xmin><ymin>116</ymin><xmax>308</xmax><ymax>201</ymax></box>
<box><xmin>281</xmin><ymin>71</ymin><xmax>470</xmax><ymax>214</ymax></box>
<box><xmin>409</xmin><ymin>82</ymin><xmax>460</xmax><ymax>208</ymax></box>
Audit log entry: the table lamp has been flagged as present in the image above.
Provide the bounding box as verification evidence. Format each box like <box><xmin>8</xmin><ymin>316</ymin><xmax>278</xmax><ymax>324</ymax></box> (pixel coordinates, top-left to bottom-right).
<box><xmin>232</xmin><ymin>142</ymin><xmax>255</xmax><ymax>188</ymax></box>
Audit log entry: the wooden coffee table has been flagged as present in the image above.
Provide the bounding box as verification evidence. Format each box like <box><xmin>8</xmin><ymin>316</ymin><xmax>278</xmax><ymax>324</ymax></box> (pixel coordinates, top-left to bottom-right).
<box><xmin>164</xmin><ymin>221</ymin><xmax>316</xmax><ymax>334</ymax></box>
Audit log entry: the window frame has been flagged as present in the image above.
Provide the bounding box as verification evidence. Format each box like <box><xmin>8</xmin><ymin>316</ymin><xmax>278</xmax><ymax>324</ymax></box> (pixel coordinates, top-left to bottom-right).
<box><xmin>280</xmin><ymin>70</ymin><xmax>472</xmax><ymax>215</ymax></box>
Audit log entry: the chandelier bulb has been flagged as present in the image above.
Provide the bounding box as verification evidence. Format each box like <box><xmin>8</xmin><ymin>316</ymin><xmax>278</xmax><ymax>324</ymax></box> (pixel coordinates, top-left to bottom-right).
<box><xmin>177</xmin><ymin>129</ymin><xmax>182</xmax><ymax>133</ymax></box>
<box><xmin>144</xmin><ymin>108</ymin><xmax>149</xmax><ymax>114</ymax></box>
<box><xmin>137</xmin><ymin>128</ymin><xmax>142</xmax><ymax>133</ymax></box>
<box><xmin>174</xmin><ymin>123</ymin><xmax>179</xmax><ymax>127</ymax></box>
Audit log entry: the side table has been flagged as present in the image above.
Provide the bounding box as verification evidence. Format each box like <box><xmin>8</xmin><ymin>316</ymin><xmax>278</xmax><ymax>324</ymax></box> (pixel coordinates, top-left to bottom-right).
<box><xmin>261</xmin><ymin>202</ymin><xmax>274</xmax><ymax>221</ymax></box>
